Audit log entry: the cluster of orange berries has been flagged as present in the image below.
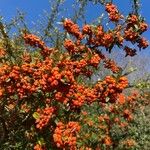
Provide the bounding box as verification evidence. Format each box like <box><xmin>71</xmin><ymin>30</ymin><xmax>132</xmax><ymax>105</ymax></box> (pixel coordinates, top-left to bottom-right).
<box><xmin>59</xmin><ymin>52</ymin><xmax>101</xmax><ymax>77</ymax></box>
<box><xmin>0</xmin><ymin>65</ymin><xmax>19</xmax><ymax>97</ymax></box>
<box><xmin>23</xmin><ymin>33</ymin><xmax>45</xmax><ymax>49</ymax></box>
<box><xmin>117</xmin><ymin>93</ymin><xmax>126</xmax><ymax>104</ymax></box>
<box><xmin>34</xmin><ymin>144</ymin><xmax>46</xmax><ymax>150</ymax></box>
<box><xmin>95</xmin><ymin>76</ymin><xmax>128</xmax><ymax>103</ymax></box>
<box><xmin>35</xmin><ymin>107</ymin><xmax>55</xmax><ymax>129</ymax></box>
<box><xmin>89</xmin><ymin>26</ymin><xmax>115</xmax><ymax>48</ymax></box>
<box><xmin>124</xmin><ymin>46</ymin><xmax>137</xmax><ymax>57</ymax></box>
<box><xmin>124</xmin><ymin>14</ymin><xmax>149</xmax><ymax>50</ymax></box>
<box><xmin>54</xmin><ymin>83</ymin><xmax>97</xmax><ymax>107</ymax></box>
<box><xmin>82</xmin><ymin>24</ymin><xmax>92</xmax><ymax>35</ymax></box>
<box><xmin>53</xmin><ymin>121</ymin><xmax>80</xmax><ymax>149</ymax></box>
<box><xmin>124</xmin><ymin>27</ymin><xmax>139</xmax><ymax>42</ymax></box>
<box><xmin>105</xmin><ymin>3</ymin><xmax>122</xmax><ymax>22</ymax></box>
<box><xmin>64</xmin><ymin>39</ymin><xmax>88</xmax><ymax>54</ymax></box>
<box><xmin>0</xmin><ymin>48</ymin><xmax>6</xmax><ymax>58</ymax></box>
<box><xmin>137</xmin><ymin>37</ymin><xmax>149</xmax><ymax>49</ymax></box>
<box><xmin>126</xmin><ymin>14</ymin><xmax>148</xmax><ymax>33</ymax></box>
<box><xmin>123</xmin><ymin>109</ymin><xmax>133</xmax><ymax>121</ymax></box>
<box><xmin>103</xmin><ymin>136</ymin><xmax>112</xmax><ymax>146</ymax></box>
<box><xmin>23</xmin><ymin>33</ymin><xmax>52</xmax><ymax>57</ymax></box>
<box><xmin>101</xmin><ymin>32</ymin><xmax>114</xmax><ymax>48</ymax></box>
<box><xmin>0</xmin><ymin>64</ymin><xmax>36</xmax><ymax>98</ymax></box>
<box><xmin>64</xmin><ymin>39</ymin><xmax>77</xmax><ymax>54</ymax></box>
<box><xmin>88</xmin><ymin>53</ymin><xmax>102</xmax><ymax>68</ymax></box>
<box><xmin>98</xmin><ymin>114</ymin><xmax>110</xmax><ymax>125</ymax></box>
<box><xmin>104</xmin><ymin>58</ymin><xmax>121</xmax><ymax>73</ymax></box>
<box><xmin>63</xmin><ymin>19</ymin><xmax>83</xmax><ymax>39</ymax></box>
<box><xmin>70</xmin><ymin>84</ymin><xmax>97</xmax><ymax>106</ymax></box>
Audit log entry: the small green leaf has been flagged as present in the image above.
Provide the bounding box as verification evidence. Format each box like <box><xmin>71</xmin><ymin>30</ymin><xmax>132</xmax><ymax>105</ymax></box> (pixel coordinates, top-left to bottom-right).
<box><xmin>38</xmin><ymin>138</ymin><xmax>45</xmax><ymax>145</ymax></box>
<box><xmin>54</xmin><ymin>118</ymin><xmax>59</xmax><ymax>124</ymax></box>
<box><xmin>66</xmin><ymin>33</ymin><xmax>70</xmax><ymax>39</ymax></box>
<box><xmin>134</xmin><ymin>24</ymin><xmax>139</xmax><ymax>30</ymax></box>
<box><xmin>33</xmin><ymin>112</ymin><xmax>40</xmax><ymax>119</ymax></box>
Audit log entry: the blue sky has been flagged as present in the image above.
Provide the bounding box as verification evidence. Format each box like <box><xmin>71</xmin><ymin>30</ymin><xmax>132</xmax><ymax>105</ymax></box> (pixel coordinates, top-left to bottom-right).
<box><xmin>0</xmin><ymin>1</ymin><xmax>149</xmax><ymax>24</ymax></box>
<box><xmin>0</xmin><ymin>0</ymin><xmax>149</xmax><ymax>39</ymax></box>
<box><xmin>0</xmin><ymin>1</ymin><xmax>149</xmax><ymax>22</ymax></box>
<box><xmin>0</xmin><ymin>0</ymin><xmax>150</xmax><ymax>36</ymax></box>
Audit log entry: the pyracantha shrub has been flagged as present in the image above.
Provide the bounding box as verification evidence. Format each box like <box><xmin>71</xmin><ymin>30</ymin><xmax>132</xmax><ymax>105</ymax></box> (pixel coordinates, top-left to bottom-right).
<box><xmin>0</xmin><ymin>1</ymin><xmax>149</xmax><ymax>150</ymax></box>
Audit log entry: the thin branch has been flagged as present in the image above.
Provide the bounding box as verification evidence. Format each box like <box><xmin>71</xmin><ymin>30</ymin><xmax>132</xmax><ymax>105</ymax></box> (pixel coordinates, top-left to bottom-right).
<box><xmin>133</xmin><ymin>0</ymin><xmax>139</xmax><ymax>15</ymax></box>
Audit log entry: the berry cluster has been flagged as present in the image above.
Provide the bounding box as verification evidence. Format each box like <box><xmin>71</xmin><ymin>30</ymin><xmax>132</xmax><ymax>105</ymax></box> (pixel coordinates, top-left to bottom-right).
<box><xmin>35</xmin><ymin>107</ymin><xmax>55</xmax><ymax>130</ymax></box>
<box><xmin>105</xmin><ymin>3</ymin><xmax>122</xmax><ymax>22</ymax></box>
<box><xmin>53</xmin><ymin>121</ymin><xmax>80</xmax><ymax>149</ymax></box>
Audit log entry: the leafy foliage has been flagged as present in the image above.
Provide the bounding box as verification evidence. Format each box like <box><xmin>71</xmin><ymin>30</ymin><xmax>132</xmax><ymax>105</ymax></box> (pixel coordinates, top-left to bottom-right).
<box><xmin>0</xmin><ymin>0</ymin><xmax>149</xmax><ymax>150</ymax></box>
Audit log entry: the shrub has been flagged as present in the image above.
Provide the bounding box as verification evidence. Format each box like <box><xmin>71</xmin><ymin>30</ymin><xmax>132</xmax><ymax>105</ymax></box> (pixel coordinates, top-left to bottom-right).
<box><xmin>0</xmin><ymin>1</ymin><xmax>149</xmax><ymax>149</ymax></box>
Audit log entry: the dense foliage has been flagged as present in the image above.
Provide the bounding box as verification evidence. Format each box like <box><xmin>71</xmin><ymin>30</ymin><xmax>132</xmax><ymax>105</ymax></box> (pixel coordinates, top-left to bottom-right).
<box><xmin>0</xmin><ymin>0</ymin><xmax>149</xmax><ymax>150</ymax></box>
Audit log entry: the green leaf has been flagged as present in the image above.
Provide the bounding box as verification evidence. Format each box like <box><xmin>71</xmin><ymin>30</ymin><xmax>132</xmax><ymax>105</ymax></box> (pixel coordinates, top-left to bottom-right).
<box><xmin>66</xmin><ymin>33</ymin><xmax>70</xmax><ymax>39</ymax></box>
<box><xmin>134</xmin><ymin>24</ymin><xmax>139</xmax><ymax>31</ymax></box>
<box><xmin>32</xmin><ymin>112</ymin><xmax>40</xmax><ymax>119</ymax></box>
<box><xmin>38</xmin><ymin>137</ymin><xmax>45</xmax><ymax>145</ymax></box>
<box><xmin>54</xmin><ymin>118</ymin><xmax>59</xmax><ymax>124</ymax></box>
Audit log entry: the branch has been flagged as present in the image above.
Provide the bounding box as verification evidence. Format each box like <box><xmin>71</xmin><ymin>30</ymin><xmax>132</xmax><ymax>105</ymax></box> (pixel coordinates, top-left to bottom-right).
<box><xmin>133</xmin><ymin>0</ymin><xmax>139</xmax><ymax>15</ymax></box>
<box><xmin>0</xmin><ymin>116</ymin><xmax>7</xmax><ymax>143</ymax></box>
<box><xmin>0</xmin><ymin>22</ymin><xmax>16</xmax><ymax>60</ymax></box>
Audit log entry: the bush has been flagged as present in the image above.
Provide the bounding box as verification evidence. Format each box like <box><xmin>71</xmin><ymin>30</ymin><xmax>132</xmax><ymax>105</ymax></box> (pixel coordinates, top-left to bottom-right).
<box><xmin>0</xmin><ymin>1</ymin><xmax>149</xmax><ymax>149</ymax></box>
